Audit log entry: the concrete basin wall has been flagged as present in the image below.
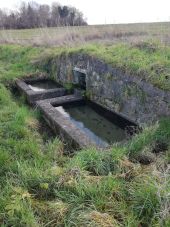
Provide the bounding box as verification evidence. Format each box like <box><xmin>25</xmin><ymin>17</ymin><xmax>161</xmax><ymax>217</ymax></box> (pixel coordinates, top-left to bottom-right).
<box><xmin>48</xmin><ymin>53</ymin><xmax>170</xmax><ymax>125</ymax></box>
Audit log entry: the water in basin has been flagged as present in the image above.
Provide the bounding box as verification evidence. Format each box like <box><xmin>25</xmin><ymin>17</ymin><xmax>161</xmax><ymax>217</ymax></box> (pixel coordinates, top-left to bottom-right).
<box><xmin>28</xmin><ymin>80</ymin><xmax>60</xmax><ymax>92</ymax></box>
<box><xmin>55</xmin><ymin>103</ymin><xmax>126</xmax><ymax>145</ymax></box>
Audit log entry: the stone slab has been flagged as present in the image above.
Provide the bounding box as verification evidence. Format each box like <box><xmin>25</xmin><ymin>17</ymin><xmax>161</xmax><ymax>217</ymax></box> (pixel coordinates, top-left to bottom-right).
<box><xmin>16</xmin><ymin>78</ymin><xmax>67</xmax><ymax>105</ymax></box>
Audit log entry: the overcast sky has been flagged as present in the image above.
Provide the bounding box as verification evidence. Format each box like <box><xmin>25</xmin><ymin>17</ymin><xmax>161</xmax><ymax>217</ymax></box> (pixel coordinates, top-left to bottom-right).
<box><xmin>0</xmin><ymin>0</ymin><xmax>170</xmax><ymax>25</ymax></box>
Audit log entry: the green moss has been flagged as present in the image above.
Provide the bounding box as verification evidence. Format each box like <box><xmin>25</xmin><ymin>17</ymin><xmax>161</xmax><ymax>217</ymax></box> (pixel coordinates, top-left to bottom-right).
<box><xmin>84</xmin><ymin>90</ymin><xmax>92</xmax><ymax>99</ymax></box>
<box><xmin>105</xmin><ymin>72</ymin><xmax>112</xmax><ymax>80</ymax></box>
<box><xmin>123</xmin><ymin>83</ymin><xmax>147</xmax><ymax>103</ymax></box>
<box><xmin>63</xmin><ymin>82</ymin><xmax>74</xmax><ymax>92</ymax></box>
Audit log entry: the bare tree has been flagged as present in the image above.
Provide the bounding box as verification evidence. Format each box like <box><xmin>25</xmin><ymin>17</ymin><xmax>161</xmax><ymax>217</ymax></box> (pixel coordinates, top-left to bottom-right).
<box><xmin>38</xmin><ymin>4</ymin><xmax>50</xmax><ymax>27</ymax></box>
<box><xmin>0</xmin><ymin>1</ymin><xmax>87</xmax><ymax>29</ymax></box>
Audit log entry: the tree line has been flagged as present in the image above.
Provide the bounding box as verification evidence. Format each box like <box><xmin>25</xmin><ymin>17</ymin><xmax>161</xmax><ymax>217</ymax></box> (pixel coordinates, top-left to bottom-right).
<box><xmin>0</xmin><ymin>1</ymin><xmax>87</xmax><ymax>29</ymax></box>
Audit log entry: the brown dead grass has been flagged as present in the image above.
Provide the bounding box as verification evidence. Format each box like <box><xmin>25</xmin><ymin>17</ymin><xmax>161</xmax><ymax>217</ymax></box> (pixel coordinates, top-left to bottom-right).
<box><xmin>0</xmin><ymin>22</ymin><xmax>170</xmax><ymax>47</ymax></box>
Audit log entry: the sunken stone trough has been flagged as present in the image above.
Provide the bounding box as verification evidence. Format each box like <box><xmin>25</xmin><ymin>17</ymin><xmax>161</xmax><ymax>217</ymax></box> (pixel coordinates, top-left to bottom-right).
<box><xmin>37</xmin><ymin>94</ymin><xmax>137</xmax><ymax>149</ymax></box>
<box><xmin>16</xmin><ymin>75</ymin><xmax>67</xmax><ymax>105</ymax></box>
<box><xmin>47</xmin><ymin>53</ymin><xmax>170</xmax><ymax>125</ymax></box>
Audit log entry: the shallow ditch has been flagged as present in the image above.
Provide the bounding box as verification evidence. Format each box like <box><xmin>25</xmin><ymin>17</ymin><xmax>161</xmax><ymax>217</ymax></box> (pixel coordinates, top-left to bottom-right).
<box><xmin>14</xmin><ymin>75</ymin><xmax>139</xmax><ymax>151</ymax></box>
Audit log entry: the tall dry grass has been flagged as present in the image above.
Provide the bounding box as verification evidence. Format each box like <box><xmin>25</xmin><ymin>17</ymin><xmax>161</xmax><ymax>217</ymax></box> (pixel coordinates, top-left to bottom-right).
<box><xmin>0</xmin><ymin>22</ymin><xmax>170</xmax><ymax>47</ymax></box>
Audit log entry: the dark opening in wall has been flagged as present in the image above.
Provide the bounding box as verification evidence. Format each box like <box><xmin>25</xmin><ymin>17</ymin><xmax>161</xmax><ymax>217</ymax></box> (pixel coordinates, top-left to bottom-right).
<box><xmin>73</xmin><ymin>67</ymin><xmax>86</xmax><ymax>90</ymax></box>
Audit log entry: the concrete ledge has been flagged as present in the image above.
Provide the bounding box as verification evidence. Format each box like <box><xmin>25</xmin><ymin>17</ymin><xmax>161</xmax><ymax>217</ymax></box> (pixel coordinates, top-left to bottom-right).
<box><xmin>16</xmin><ymin>78</ymin><xmax>67</xmax><ymax>105</ymax></box>
<box><xmin>37</xmin><ymin>95</ymin><xmax>108</xmax><ymax>150</ymax></box>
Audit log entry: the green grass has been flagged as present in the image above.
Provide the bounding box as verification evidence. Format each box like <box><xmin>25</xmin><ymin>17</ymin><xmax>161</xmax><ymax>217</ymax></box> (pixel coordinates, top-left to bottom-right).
<box><xmin>0</xmin><ymin>44</ymin><xmax>169</xmax><ymax>226</ymax></box>
<box><xmin>1</xmin><ymin>41</ymin><xmax>170</xmax><ymax>91</ymax></box>
<box><xmin>39</xmin><ymin>40</ymin><xmax>170</xmax><ymax>91</ymax></box>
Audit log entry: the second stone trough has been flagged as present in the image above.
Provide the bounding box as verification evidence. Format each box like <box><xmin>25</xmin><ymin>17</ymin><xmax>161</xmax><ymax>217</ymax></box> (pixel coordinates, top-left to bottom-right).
<box><xmin>37</xmin><ymin>94</ymin><xmax>137</xmax><ymax>149</ymax></box>
<box><xmin>16</xmin><ymin>75</ymin><xmax>67</xmax><ymax>105</ymax></box>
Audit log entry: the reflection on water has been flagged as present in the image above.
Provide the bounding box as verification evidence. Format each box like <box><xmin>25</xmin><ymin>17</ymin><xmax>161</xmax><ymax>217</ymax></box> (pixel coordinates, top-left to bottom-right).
<box><xmin>28</xmin><ymin>80</ymin><xmax>59</xmax><ymax>92</ymax></box>
<box><xmin>56</xmin><ymin>106</ymin><xmax>70</xmax><ymax>117</ymax></box>
<box><xmin>28</xmin><ymin>85</ymin><xmax>46</xmax><ymax>92</ymax></box>
<box><xmin>55</xmin><ymin>104</ymin><xmax>126</xmax><ymax>146</ymax></box>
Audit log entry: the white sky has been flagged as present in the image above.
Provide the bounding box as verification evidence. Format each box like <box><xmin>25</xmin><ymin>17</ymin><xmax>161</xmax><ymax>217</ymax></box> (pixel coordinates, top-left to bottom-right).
<box><xmin>0</xmin><ymin>0</ymin><xmax>170</xmax><ymax>25</ymax></box>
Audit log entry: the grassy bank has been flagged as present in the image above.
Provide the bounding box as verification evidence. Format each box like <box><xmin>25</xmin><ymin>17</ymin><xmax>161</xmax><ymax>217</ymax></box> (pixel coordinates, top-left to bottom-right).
<box><xmin>0</xmin><ymin>44</ymin><xmax>170</xmax><ymax>226</ymax></box>
<box><xmin>40</xmin><ymin>41</ymin><xmax>170</xmax><ymax>91</ymax></box>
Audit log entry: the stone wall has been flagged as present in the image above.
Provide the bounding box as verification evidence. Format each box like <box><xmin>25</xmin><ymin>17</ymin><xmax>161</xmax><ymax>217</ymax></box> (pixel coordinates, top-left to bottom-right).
<box><xmin>49</xmin><ymin>53</ymin><xmax>170</xmax><ymax>125</ymax></box>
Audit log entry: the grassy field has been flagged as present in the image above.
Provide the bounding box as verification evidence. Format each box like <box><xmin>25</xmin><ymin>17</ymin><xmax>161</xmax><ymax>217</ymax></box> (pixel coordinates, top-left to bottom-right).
<box><xmin>0</xmin><ymin>22</ymin><xmax>170</xmax><ymax>47</ymax></box>
<box><xmin>0</xmin><ymin>24</ymin><xmax>170</xmax><ymax>226</ymax></box>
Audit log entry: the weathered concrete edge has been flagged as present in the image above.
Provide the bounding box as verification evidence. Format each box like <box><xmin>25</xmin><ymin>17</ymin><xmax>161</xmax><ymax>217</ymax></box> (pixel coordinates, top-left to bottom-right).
<box><xmin>16</xmin><ymin>79</ymin><xmax>67</xmax><ymax>104</ymax></box>
<box><xmin>36</xmin><ymin>95</ymin><xmax>109</xmax><ymax>150</ymax></box>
